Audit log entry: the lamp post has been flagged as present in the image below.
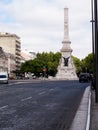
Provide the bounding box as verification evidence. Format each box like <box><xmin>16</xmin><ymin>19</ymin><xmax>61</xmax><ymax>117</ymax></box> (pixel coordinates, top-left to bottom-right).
<box><xmin>91</xmin><ymin>0</ymin><xmax>98</xmax><ymax>102</ymax></box>
<box><xmin>91</xmin><ymin>0</ymin><xmax>96</xmax><ymax>88</ymax></box>
<box><xmin>95</xmin><ymin>0</ymin><xmax>98</xmax><ymax>103</ymax></box>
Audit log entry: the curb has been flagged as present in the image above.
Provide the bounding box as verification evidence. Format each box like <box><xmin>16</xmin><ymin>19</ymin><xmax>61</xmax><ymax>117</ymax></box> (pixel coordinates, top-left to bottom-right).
<box><xmin>86</xmin><ymin>92</ymin><xmax>91</xmax><ymax>130</ymax></box>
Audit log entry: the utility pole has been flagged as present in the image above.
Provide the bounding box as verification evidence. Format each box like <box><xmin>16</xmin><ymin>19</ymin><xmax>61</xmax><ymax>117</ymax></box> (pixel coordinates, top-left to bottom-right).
<box><xmin>92</xmin><ymin>0</ymin><xmax>98</xmax><ymax>102</ymax></box>
<box><xmin>95</xmin><ymin>0</ymin><xmax>98</xmax><ymax>103</ymax></box>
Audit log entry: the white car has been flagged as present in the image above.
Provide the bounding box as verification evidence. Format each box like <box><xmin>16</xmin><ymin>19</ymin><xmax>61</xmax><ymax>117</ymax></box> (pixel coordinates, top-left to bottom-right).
<box><xmin>0</xmin><ymin>72</ymin><xmax>8</xmax><ymax>84</ymax></box>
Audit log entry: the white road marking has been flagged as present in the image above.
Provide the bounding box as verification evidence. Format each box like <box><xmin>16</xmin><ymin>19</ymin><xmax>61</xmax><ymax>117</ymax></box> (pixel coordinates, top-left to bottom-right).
<box><xmin>0</xmin><ymin>105</ymin><xmax>8</xmax><ymax>110</ymax></box>
<box><xmin>38</xmin><ymin>91</ymin><xmax>46</xmax><ymax>95</ymax></box>
<box><xmin>8</xmin><ymin>80</ymin><xmax>41</xmax><ymax>86</ymax></box>
<box><xmin>8</xmin><ymin>82</ymin><xmax>29</xmax><ymax>85</ymax></box>
<box><xmin>21</xmin><ymin>96</ymin><xmax>32</xmax><ymax>101</ymax></box>
<box><xmin>49</xmin><ymin>89</ymin><xmax>54</xmax><ymax>91</ymax></box>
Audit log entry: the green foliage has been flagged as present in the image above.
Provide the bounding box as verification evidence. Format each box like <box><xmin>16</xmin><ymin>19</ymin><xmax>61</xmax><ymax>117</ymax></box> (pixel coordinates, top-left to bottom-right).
<box><xmin>71</xmin><ymin>56</ymin><xmax>81</xmax><ymax>75</ymax></box>
<box><xmin>20</xmin><ymin>51</ymin><xmax>94</xmax><ymax>77</ymax></box>
<box><xmin>72</xmin><ymin>53</ymin><xmax>94</xmax><ymax>75</ymax></box>
<box><xmin>80</xmin><ymin>53</ymin><xmax>93</xmax><ymax>73</ymax></box>
<box><xmin>20</xmin><ymin>52</ymin><xmax>61</xmax><ymax>77</ymax></box>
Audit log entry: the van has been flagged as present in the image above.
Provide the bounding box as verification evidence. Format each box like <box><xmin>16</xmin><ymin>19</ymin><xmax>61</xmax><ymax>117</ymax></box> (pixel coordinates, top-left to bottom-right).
<box><xmin>0</xmin><ymin>72</ymin><xmax>8</xmax><ymax>84</ymax></box>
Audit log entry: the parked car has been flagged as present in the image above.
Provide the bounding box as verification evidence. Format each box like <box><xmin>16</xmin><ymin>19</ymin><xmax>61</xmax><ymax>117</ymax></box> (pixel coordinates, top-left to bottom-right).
<box><xmin>79</xmin><ymin>73</ymin><xmax>90</xmax><ymax>83</ymax></box>
<box><xmin>0</xmin><ymin>72</ymin><xmax>8</xmax><ymax>84</ymax></box>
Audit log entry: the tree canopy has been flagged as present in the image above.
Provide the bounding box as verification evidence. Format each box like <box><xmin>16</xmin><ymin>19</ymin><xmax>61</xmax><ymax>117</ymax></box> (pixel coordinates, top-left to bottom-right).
<box><xmin>71</xmin><ymin>56</ymin><xmax>81</xmax><ymax>75</ymax></box>
<box><xmin>80</xmin><ymin>53</ymin><xmax>94</xmax><ymax>73</ymax></box>
<box><xmin>20</xmin><ymin>52</ymin><xmax>61</xmax><ymax>77</ymax></box>
<box><xmin>20</xmin><ymin>52</ymin><xmax>94</xmax><ymax>77</ymax></box>
<box><xmin>72</xmin><ymin>53</ymin><xmax>94</xmax><ymax>75</ymax></box>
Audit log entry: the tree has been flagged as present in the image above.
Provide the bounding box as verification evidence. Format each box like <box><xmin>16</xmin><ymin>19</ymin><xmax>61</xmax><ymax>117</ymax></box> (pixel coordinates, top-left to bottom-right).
<box><xmin>72</xmin><ymin>53</ymin><xmax>94</xmax><ymax>75</ymax></box>
<box><xmin>71</xmin><ymin>56</ymin><xmax>81</xmax><ymax>76</ymax></box>
<box><xmin>20</xmin><ymin>52</ymin><xmax>61</xmax><ymax>77</ymax></box>
<box><xmin>20</xmin><ymin>52</ymin><xmax>94</xmax><ymax>78</ymax></box>
<box><xmin>80</xmin><ymin>53</ymin><xmax>93</xmax><ymax>73</ymax></box>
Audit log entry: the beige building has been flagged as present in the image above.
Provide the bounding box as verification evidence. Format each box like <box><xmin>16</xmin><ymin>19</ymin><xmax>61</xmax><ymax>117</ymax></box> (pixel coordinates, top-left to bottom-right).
<box><xmin>0</xmin><ymin>32</ymin><xmax>21</xmax><ymax>71</ymax></box>
<box><xmin>0</xmin><ymin>47</ymin><xmax>16</xmax><ymax>77</ymax></box>
<box><xmin>0</xmin><ymin>47</ymin><xmax>8</xmax><ymax>72</ymax></box>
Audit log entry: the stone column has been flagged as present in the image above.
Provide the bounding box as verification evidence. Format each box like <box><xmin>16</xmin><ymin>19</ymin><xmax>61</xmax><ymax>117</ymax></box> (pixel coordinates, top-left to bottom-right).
<box><xmin>61</xmin><ymin>7</ymin><xmax>72</xmax><ymax>55</ymax></box>
<box><xmin>56</xmin><ymin>6</ymin><xmax>77</xmax><ymax>80</ymax></box>
<box><xmin>64</xmin><ymin>7</ymin><xmax>70</xmax><ymax>41</ymax></box>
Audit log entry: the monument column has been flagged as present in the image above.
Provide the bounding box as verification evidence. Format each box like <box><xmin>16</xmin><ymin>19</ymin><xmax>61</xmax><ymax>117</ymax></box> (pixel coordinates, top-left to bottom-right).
<box><xmin>61</xmin><ymin>7</ymin><xmax>72</xmax><ymax>57</ymax></box>
<box><xmin>61</xmin><ymin>7</ymin><xmax>72</xmax><ymax>65</ymax></box>
<box><xmin>64</xmin><ymin>7</ymin><xmax>69</xmax><ymax>41</ymax></box>
<box><xmin>56</xmin><ymin>7</ymin><xmax>77</xmax><ymax>80</ymax></box>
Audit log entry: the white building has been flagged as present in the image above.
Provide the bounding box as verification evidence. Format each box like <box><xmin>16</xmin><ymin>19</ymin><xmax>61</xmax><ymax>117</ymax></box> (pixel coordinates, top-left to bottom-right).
<box><xmin>21</xmin><ymin>50</ymin><xmax>36</xmax><ymax>63</ymax></box>
<box><xmin>0</xmin><ymin>47</ymin><xmax>16</xmax><ymax>77</ymax></box>
<box><xmin>0</xmin><ymin>47</ymin><xmax>8</xmax><ymax>72</ymax></box>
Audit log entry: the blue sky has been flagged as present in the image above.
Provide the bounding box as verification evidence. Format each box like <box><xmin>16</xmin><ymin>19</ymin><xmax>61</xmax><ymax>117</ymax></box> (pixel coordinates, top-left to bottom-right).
<box><xmin>2</xmin><ymin>0</ymin><xmax>13</xmax><ymax>4</ymax></box>
<box><xmin>0</xmin><ymin>0</ymin><xmax>92</xmax><ymax>59</ymax></box>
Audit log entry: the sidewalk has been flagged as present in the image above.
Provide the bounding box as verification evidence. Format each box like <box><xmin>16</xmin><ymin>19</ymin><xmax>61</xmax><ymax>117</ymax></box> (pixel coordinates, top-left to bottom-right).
<box><xmin>90</xmin><ymin>90</ymin><xmax>98</xmax><ymax>130</ymax></box>
<box><xmin>70</xmin><ymin>86</ymin><xmax>91</xmax><ymax>130</ymax></box>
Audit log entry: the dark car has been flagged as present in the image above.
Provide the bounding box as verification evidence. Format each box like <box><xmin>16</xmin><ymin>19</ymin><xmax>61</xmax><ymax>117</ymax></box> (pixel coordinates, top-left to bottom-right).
<box><xmin>79</xmin><ymin>73</ymin><xmax>90</xmax><ymax>83</ymax></box>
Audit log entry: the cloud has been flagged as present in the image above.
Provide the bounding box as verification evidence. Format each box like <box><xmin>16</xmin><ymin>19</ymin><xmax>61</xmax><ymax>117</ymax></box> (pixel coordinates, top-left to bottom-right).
<box><xmin>0</xmin><ymin>0</ymin><xmax>92</xmax><ymax>59</ymax></box>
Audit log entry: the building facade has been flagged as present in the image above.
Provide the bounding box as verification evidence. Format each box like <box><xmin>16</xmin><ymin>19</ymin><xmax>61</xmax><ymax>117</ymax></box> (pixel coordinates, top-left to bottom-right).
<box><xmin>0</xmin><ymin>47</ymin><xmax>16</xmax><ymax>77</ymax></box>
<box><xmin>0</xmin><ymin>32</ymin><xmax>21</xmax><ymax>71</ymax></box>
<box><xmin>0</xmin><ymin>47</ymin><xmax>8</xmax><ymax>72</ymax></box>
<box><xmin>21</xmin><ymin>50</ymin><xmax>36</xmax><ymax>63</ymax></box>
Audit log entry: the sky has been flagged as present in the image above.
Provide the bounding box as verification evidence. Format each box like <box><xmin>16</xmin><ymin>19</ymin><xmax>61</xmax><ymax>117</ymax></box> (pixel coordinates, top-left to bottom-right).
<box><xmin>0</xmin><ymin>0</ymin><xmax>92</xmax><ymax>59</ymax></box>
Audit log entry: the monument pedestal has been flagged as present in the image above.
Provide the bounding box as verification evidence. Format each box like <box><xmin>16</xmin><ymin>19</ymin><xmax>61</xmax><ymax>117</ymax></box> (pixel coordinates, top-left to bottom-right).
<box><xmin>56</xmin><ymin>57</ymin><xmax>77</xmax><ymax>80</ymax></box>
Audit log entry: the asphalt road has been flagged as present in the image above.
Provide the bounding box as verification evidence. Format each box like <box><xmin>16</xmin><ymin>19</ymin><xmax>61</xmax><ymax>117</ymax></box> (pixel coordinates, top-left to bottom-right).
<box><xmin>0</xmin><ymin>79</ymin><xmax>90</xmax><ymax>130</ymax></box>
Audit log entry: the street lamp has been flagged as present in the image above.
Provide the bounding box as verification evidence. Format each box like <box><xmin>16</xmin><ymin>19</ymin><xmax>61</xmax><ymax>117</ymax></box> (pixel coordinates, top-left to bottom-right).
<box><xmin>91</xmin><ymin>0</ymin><xmax>96</xmax><ymax>88</ymax></box>
<box><xmin>91</xmin><ymin>0</ymin><xmax>98</xmax><ymax>102</ymax></box>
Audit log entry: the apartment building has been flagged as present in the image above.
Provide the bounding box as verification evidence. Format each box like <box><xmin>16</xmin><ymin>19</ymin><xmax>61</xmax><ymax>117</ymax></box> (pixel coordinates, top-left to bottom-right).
<box><xmin>0</xmin><ymin>47</ymin><xmax>8</xmax><ymax>72</ymax></box>
<box><xmin>0</xmin><ymin>47</ymin><xmax>16</xmax><ymax>77</ymax></box>
<box><xmin>0</xmin><ymin>32</ymin><xmax>21</xmax><ymax>71</ymax></box>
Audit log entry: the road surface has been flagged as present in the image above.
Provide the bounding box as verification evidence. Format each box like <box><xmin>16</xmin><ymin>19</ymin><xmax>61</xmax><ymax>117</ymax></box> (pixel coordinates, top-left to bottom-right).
<box><xmin>0</xmin><ymin>79</ymin><xmax>90</xmax><ymax>130</ymax></box>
